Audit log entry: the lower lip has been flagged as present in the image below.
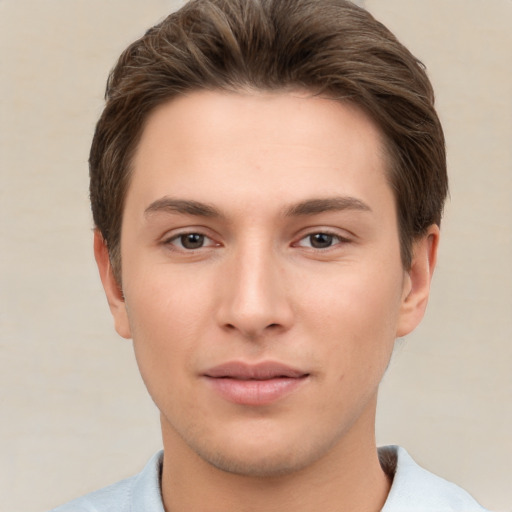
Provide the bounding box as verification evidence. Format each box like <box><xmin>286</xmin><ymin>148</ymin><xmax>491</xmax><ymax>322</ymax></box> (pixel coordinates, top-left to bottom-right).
<box><xmin>205</xmin><ymin>376</ymin><xmax>308</xmax><ymax>406</ymax></box>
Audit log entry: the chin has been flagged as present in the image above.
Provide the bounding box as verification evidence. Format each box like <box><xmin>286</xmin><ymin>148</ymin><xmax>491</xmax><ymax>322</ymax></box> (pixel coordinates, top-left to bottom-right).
<box><xmin>188</xmin><ymin>427</ymin><xmax>339</xmax><ymax>478</ymax></box>
<box><xmin>199</xmin><ymin>446</ymin><xmax>312</xmax><ymax>478</ymax></box>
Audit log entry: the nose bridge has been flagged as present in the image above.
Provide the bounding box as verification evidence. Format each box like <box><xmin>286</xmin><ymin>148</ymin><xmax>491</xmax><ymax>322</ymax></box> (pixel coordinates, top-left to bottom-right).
<box><xmin>218</xmin><ymin>233</ymin><xmax>292</xmax><ymax>337</ymax></box>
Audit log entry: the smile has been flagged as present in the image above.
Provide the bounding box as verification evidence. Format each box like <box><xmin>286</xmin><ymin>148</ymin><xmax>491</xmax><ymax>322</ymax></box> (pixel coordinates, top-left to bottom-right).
<box><xmin>203</xmin><ymin>361</ymin><xmax>310</xmax><ymax>406</ymax></box>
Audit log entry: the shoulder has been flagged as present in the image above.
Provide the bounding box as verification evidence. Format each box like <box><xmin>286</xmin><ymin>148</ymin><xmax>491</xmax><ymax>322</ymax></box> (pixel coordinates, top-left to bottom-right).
<box><xmin>49</xmin><ymin>476</ymin><xmax>134</xmax><ymax>512</ymax></box>
<box><xmin>49</xmin><ymin>451</ymin><xmax>164</xmax><ymax>512</ymax></box>
<box><xmin>379</xmin><ymin>445</ymin><xmax>490</xmax><ymax>512</ymax></box>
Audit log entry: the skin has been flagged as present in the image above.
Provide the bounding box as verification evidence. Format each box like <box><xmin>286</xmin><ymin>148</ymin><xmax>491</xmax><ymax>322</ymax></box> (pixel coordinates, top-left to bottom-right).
<box><xmin>95</xmin><ymin>90</ymin><xmax>438</xmax><ymax>512</ymax></box>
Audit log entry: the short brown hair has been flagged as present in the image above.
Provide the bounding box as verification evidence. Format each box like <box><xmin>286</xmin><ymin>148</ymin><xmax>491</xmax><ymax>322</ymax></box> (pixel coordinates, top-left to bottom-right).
<box><xmin>90</xmin><ymin>0</ymin><xmax>447</xmax><ymax>280</ymax></box>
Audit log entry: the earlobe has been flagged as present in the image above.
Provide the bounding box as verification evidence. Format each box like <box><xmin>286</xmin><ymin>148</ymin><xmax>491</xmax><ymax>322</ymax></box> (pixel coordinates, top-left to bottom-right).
<box><xmin>93</xmin><ymin>230</ymin><xmax>132</xmax><ymax>339</ymax></box>
<box><xmin>396</xmin><ymin>225</ymin><xmax>440</xmax><ymax>338</ymax></box>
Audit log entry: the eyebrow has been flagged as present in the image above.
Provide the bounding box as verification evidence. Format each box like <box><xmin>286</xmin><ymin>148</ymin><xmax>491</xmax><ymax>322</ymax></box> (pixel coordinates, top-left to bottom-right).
<box><xmin>144</xmin><ymin>198</ymin><xmax>222</xmax><ymax>218</ymax></box>
<box><xmin>284</xmin><ymin>197</ymin><xmax>372</xmax><ymax>216</ymax></box>
<box><xmin>144</xmin><ymin>195</ymin><xmax>371</xmax><ymax>219</ymax></box>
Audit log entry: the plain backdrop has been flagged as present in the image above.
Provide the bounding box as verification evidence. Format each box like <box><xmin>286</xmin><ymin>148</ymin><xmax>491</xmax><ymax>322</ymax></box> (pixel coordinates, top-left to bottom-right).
<box><xmin>1</xmin><ymin>1</ymin><xmax>511</xmax><ymax>511</ymax></box>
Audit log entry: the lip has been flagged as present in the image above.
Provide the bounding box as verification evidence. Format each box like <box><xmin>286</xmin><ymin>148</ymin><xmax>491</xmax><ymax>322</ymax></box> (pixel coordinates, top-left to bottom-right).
<box><xmin>203</xmin><ymin>361</ymin><xmax>310</xmax><ymax>406</ymax></box>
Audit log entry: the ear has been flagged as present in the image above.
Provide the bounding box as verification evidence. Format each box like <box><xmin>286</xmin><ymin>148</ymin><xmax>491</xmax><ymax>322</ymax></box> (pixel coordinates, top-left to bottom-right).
<box><xmin>396</xmin><ymin>224</ymin><xmax>440</xmax><ymax>338</ymax></box>
<box><xmin>93</xmin><ymin>229</ymin><xmax>132</xmax><ymax>339</ymax></box>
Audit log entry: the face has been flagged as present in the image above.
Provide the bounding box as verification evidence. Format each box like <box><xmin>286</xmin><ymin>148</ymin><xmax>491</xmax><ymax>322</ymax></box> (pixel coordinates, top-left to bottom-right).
<box><xmin>97</xmin><ymin>90</ymin><xmax>437</xmax><ymax>477</ymax></box>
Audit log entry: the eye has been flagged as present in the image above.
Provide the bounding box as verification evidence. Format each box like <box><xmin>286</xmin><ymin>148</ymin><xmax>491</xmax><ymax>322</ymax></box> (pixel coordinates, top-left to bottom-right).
<box><xmin>296</xmin><ymin>232</ymin><xmax>348</xmax><ymax>249</ymax></box>
<box><xmin>166</xmin><ymin>232</ymin><xmax>216</xmax><ymax>250</ymax></box>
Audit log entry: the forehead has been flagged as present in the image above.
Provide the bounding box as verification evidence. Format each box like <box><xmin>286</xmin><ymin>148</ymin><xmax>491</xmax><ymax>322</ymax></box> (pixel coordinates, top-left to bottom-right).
<box><xmin>127</xmin><ymin>89</ymin><xmax>392</xmax><ymax>217</ymax></box>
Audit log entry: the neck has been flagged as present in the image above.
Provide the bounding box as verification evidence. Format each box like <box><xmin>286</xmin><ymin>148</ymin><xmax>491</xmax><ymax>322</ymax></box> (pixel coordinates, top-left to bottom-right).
<box><xmin>160</xmin><ymin>398</ymin><xmax>391</xmax><ymax>512</ymax></box>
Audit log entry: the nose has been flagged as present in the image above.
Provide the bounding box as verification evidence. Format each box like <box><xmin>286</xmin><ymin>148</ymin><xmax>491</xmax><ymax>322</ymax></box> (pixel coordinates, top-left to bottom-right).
<box><xmin>216</xmin><ymin>243</ymin><xmax>294</xmax><ymax>340</ymax></box>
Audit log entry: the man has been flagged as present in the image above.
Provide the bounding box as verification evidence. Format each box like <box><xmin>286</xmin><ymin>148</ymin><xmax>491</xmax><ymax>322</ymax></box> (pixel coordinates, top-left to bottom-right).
<box><xmin>52</xmin><ymin>0</ymin><xmax>488</xmax><ymax>510</ymax></box>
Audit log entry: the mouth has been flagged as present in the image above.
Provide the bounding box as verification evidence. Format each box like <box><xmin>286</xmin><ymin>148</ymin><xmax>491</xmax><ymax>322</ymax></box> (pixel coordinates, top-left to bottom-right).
<box><xmin>203</xmin><ymin>361</ymin><xmax>310</xmax><ymax>405</ymax></box>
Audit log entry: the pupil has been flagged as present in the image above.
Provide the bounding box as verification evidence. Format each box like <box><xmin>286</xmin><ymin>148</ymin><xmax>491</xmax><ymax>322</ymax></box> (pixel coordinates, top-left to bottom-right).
<box><xmin>181</xmin><ymin>233</ymin><xmax>204</xmax><ymax>249</ymax></box>
<box><xmin>310</xmin><ymin>233</ymin><xmax>333</xmax><ymax>248</ymax></box>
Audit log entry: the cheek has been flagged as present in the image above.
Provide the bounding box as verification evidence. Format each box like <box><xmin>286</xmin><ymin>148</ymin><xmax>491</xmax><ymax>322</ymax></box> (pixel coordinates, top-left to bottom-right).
<box><xmin>298</xmin><ymin>263</ymin><xmax>403</xmax><ymax>372</ymax></box>
<box><xmin>125</xmin><ymin>263</ymin><xmax>214</xmax><ymax>335</ymax></box>
<box><xmin>122</xmin><ymin>269</ymin><xmax>214</xmax><ymax>392</ymax></box>
<box><xmin>302</xmin><ymin>262</ymin><xmax>403</xmax><ymax>329</ymax></box>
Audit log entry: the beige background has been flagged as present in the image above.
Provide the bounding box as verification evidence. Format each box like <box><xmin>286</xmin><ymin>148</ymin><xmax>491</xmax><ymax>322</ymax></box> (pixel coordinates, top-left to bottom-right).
<box><xmin>1</xmin><ymin>1</ymin><xmax>510</xmax><ymax>511</ymax></box>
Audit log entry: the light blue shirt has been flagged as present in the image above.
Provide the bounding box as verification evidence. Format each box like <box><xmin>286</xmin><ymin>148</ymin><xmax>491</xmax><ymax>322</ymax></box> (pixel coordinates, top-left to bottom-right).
<box><xmin>50</xmin><ymin>446</ymin><xmax>489</xmax><ymax>511</ymax></box>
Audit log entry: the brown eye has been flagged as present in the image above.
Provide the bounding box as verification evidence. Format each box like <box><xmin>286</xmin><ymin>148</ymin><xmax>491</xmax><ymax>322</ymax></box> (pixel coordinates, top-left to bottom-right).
<box><xmin>179</xmin><ymin>233</ymin><xmax>205</xmax><ymax>249</ymax></box>
<box><xmin>309</xmin><ymin>233</ymin><xmax>335</xmax><ymax>248</ymax></box>
<box><xmin>295</xmin><ymin>231</ymin><xmax>349</xmax><ymax>250</ymax></box>
<box><xmin>164</xmin><ymin>231</ymin><xmax>219</xmax><ymax>253</ymax></box>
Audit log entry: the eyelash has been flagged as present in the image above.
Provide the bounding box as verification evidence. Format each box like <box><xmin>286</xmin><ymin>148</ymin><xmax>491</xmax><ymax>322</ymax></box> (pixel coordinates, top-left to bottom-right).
<box><xmin>162</xmin><ymin>229</ymin><xmax>350</xmax><ymax>252</ymax></box>
<box><xmin>163</xmin><ymin>232</ymin><xmax>218</xmax><ymax>251</ymax></box>
<box><xmin>294</xmin><ymin>231</ymin><xmax>351</xmax><ymax>250</ymax></box>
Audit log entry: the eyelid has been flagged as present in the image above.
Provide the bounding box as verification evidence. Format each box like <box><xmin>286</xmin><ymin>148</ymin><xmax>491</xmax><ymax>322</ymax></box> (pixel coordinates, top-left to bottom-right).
<box><xmin>292</xmin><ymin>228</ymin><xmax>353</xmax><ymax>249</ymax></box>
<box><xmin>161</xmin><ymin>228</ymin><xmax>221</xmax><ymax>250</ymax></box>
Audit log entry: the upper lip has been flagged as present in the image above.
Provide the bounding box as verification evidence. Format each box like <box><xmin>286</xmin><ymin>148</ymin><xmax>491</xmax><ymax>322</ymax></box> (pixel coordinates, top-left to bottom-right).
<box><xmin>203</xmin><ymin>361</ymin><xmax>309</xmax><ymax>380</ymax></box>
